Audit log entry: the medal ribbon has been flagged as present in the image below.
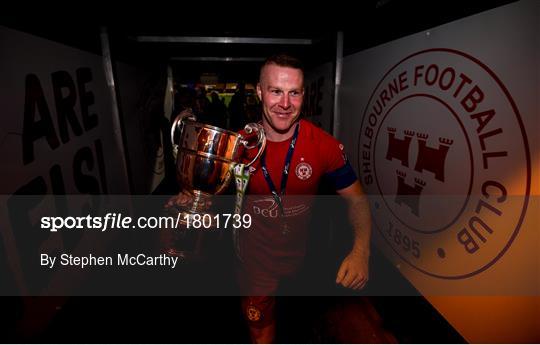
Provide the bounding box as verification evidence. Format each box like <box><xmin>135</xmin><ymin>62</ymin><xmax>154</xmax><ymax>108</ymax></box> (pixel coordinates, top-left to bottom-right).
<box><xmin>260</xmin><ymin>122</ymin><xmax>300</xmax><ymax>217</ymax></box>
<box><xmin>232</xmin><ymin>162</ymin><xmax>251</xmax><ymax>260</ymax></box>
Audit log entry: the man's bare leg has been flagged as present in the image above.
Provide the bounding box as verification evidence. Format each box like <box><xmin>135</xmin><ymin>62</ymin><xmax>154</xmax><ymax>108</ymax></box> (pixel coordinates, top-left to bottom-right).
<box><xmin>249</xmin><ymin>320</ymin><xmax>276</xmax><ymax>344</ymax></box>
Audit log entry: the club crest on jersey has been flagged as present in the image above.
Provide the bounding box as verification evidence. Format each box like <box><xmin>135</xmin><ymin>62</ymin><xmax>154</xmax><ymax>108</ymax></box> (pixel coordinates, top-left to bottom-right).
<box><xmin>295</xmin><ymin>160</ymin><xmax>312</xmax><ymax>180</ymax></box>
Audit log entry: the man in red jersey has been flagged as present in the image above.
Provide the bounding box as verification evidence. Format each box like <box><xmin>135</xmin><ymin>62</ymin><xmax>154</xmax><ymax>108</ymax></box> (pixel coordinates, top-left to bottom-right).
<box><xmin>237</xmin><ymin>53</ymin><xmax>372</xmax><ymax>343</ymax></box>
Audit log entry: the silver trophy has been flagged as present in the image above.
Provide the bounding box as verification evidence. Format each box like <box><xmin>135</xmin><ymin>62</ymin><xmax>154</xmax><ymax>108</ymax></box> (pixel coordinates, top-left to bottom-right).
<box><xmin>164</xmin><ymin>109</ymin><xmax>265</xmax><ymax>259</ymax></box>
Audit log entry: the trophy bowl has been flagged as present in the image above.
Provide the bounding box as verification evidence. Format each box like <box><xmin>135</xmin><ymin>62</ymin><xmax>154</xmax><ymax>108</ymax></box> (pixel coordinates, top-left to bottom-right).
<box><xmin>163</xmin><ymin>110</ymin><xmax>265</xmax><ymax>260</ymax></box>
<box><xmin>176</xmin><ymin>122</ymin><xmax>242</xmax><ymax>197</ymax></box>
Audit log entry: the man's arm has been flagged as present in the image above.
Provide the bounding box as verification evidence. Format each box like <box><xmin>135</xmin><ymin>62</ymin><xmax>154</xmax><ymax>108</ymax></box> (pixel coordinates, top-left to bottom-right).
<box><xmin>335</xmin><ymin>180</ymin><xmax>372</xmax><ymax>290</ymax></box>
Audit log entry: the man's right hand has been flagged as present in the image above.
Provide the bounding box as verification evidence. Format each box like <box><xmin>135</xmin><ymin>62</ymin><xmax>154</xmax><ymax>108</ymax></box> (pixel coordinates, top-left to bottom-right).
<box><xmin>159</xmin><ymin>192</ymin><xmax>214</xmax><ymax>255</ymax></box>
<box><xmin>165</xmin><ymin>192</ymin><xmax>194</xmax><ymax>209</ymax></box>
<box><xmin>164</xmin><ymin>192</ymin><xmax>213</xmax><ymax>210</ymax></box>
<box><xmin>160</xmin><ymin>192</ymin><xmax>198</xmax><ymax>253</ymax></box>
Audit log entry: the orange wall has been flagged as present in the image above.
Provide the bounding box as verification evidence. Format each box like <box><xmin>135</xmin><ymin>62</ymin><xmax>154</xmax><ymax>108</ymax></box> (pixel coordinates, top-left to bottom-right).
<box><xmin>428</xmin><ymin>296</ymin><xmax>540</xmax><ymax>343</ymax></box>
<box><xmin>427</xmin><ymin>154</ymin><xmax>539</xmax><ymax>343</ymax></box>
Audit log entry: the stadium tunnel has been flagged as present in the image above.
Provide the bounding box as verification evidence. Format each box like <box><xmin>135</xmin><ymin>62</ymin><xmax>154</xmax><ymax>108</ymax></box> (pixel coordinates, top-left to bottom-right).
<box><xmin>2</xmin><ymin>1</ymin><xmax>538</xmax><ymax>343</ymax></box>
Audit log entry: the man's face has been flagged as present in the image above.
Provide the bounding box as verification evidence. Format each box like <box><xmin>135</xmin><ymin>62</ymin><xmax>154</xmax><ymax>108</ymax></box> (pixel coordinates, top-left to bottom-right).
<box><xmin>257</xmin><ymin>64</ymin><xmax>304</xmax><ymax>138</ymax></box>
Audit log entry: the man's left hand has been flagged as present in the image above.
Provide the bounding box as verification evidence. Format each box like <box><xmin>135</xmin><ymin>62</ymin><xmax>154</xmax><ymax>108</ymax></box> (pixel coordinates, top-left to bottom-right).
<box><xmin>336</xmin><ymin>251</ymin><xmax>369</xmax><ymax>290</ymax></box>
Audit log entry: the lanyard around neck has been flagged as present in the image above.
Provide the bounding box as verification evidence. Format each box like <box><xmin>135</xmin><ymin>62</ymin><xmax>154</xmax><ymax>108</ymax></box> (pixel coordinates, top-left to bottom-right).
<box><xmin>260</xmin><ymin>122</ymin><xmax>300</xmax><ymax>215</ymax></box>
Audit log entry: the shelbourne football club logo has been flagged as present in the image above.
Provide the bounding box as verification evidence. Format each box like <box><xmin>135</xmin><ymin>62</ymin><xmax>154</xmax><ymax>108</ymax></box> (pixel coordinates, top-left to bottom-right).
<box><xmin>357</xmin><ymin>48</ymin><xmax>530</xmax><ymax>279</ymax></box>
<box><xmin>295</xmin><ymin>159</ymin><xmax>313</xmax><ymax>180</ymax></box>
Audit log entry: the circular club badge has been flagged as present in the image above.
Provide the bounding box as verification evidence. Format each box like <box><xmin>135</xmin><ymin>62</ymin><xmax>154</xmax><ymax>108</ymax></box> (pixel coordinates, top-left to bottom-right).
<box><xmin>357</xmin><ymin>48</ymin><xmax>530</xmax><ymax>279</ymax></box>
<box><xmin>295</xmin><ymin>161</ymin><xmax>313</xmax><ymax>180</ymax></box>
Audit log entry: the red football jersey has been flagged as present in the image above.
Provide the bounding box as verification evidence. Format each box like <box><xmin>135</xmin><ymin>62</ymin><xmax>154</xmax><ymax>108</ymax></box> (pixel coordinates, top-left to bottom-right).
<box><xmin>237</xmin><ymin>120</ymin><xmax>356</xmax><ymax>293</ymax></box>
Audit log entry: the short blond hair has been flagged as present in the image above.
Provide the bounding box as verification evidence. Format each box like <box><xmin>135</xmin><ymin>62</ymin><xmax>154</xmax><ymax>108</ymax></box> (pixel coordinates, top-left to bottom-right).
<box><xmin>259</xmin><ymin>53</ymin><xmax>304</xmax><ymax>82</ymax></box>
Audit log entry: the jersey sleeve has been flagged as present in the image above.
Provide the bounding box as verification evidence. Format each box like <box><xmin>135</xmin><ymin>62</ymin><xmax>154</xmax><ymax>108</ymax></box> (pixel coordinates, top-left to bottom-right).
<box><xmin>322</xmin><ymin>136</ymin><xmax>358</xmax><ymax>191</ymax></box>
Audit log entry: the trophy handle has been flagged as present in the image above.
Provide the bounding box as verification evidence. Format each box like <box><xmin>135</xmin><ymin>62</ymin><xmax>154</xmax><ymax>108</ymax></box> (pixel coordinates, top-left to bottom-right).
<box><xmin>171</xmin><ymin>109</ymin><xmax>197</xmax><ymax>155</ymax></box>
<box><xmin>239</xmin><ymin>123</ymin><xmax>267</xmax><ymax>167</ymax></box>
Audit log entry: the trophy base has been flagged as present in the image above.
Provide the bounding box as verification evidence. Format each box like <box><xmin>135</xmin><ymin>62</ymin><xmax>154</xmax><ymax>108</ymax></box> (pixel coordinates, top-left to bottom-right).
<box><xmin>164</xmin><ymin>248</ymin><xmax>204</xmax><ymax>262</ymax></box>
<box><xmin>161</xmin><ymin>205</ymin><xmax>224</xmax><ymax>263</ymax></box>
